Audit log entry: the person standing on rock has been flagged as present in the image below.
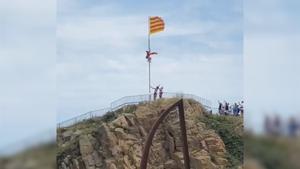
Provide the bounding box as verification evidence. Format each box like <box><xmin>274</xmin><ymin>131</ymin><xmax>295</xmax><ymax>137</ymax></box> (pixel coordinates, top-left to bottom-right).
<box><xmin>240</xmin><ymin>101</ymin><xmax>244</xmax><ymax>116</ymax></box>
<box><xmin>233</xmin><ymin>103</ymin><xmax>239</xmax><ymax>116</ymax></box>
<box><xmin>224</xmin><ymin>101</ymin><xmax>229</xmax><ymax>115</ymax></box>
<box><xmin>218</xmin><ymin>101</ymin><xmax>222</xmax><ymax>115</ymax></box>
<box><xmin>151</xmin><ymin>85</ymin><xmax>160</xmax><ymax>100</ymax></box>
<box><xmin>159</xmin><ymin>86</ymin><xmax>164</xmax><ymax>99</ymax></box>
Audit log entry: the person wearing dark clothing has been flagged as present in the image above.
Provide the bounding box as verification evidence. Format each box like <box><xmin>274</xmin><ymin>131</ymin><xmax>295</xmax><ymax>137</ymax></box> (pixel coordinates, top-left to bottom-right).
<box><xmin>240</xmin><ymin>101</ymin><xmax>244</xmax><ymax>116</ymax></box>
<box><xmin>159</xmin><ymin>86</ymin><xmax>164</xmax><ymax>99</ymax></box>
<box><xmin>225</xmin><ymin>102</ymin><xmax>229</xmax><ymax>115</ymax></box>
<box><xmin>218</xmin><ymin>101</ymin><xmax>222</xmax><ymax>115</ymax></box>
<box><xmin>152</xmin><ymin>86</ymin><xmax>159</xmax><ymax>100</ymax></box>
<box><xmin>233</xmin><ymin>103</ymin><xmax>239</xmax><ymax>116</ymax></box>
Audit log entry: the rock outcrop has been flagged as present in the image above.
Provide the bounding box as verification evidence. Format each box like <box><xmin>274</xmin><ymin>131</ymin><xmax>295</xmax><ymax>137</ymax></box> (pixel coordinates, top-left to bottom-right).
<box><xmin>57</xmin><ymin>99</ymin><xmax>229</xmax><ymax>169</ymax></box>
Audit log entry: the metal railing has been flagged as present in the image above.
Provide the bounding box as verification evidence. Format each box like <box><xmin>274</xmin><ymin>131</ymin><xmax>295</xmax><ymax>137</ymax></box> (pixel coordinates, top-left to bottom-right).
<box><xmin>57</xmin><ymin>92</ymin><xmax>212</xmax><ymax>128</ymax></box>
<box><xmin>57</xmin><ymin>108</ymin><xmax>111</xmax><ymax>128</ymax></box>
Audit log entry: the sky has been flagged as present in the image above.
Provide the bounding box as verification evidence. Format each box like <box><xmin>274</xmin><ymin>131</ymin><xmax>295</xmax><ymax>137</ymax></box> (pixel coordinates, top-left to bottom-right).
<box><xmin>0</xmin><ymin>0</ymin><xmax>56</xmax><ymax>153</ymax></box>
<box><xmin>244</xmin><ymin>0</ymin><xmax>300</xmax><ymax>132</ymax></box>
<box><xmin>57</xmin><ymin>0</ymin><xmax>243</xmax><ymax>122</ymax></box>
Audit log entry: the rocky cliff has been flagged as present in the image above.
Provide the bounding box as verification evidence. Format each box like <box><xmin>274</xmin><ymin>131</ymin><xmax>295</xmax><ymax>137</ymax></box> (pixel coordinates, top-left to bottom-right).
<box><xmin>57</xmin><ymin>98</ymin><xmax>236</xmax><ymax>169</ymax></box>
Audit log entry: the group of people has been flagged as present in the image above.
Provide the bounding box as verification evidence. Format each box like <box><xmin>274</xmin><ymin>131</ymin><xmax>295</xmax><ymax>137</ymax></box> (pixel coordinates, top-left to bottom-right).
<box><xmin>265</xmin><ymin>115</ymin><xmax>300</xmax><ymax>137</ymax></box>
<box><xmin>152</xmin><ymin>85</ymin><xmax>164</xmax><ymax>100</ymax></box>
<box><xmin>218</xmin><ymin>101</ymin><xmax>244</xmax><ymax>116</ymax></box>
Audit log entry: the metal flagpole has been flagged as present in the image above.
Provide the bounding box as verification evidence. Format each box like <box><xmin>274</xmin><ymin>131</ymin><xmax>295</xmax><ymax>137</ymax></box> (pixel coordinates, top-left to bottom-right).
<box><xmin>148</xmin><ymin>35</ymin><xmax>151</xmax><ymax>93</ymax></box>
<box><xmin>148</xmin><ymin>17</ymin><xmax>151</xmax><ymax>100</ymax></box>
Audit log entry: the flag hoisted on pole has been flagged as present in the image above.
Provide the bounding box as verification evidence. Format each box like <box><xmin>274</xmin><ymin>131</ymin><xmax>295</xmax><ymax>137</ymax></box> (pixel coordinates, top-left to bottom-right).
<box><xmin>146</xmin><ymin>16</ymin><xmax>165</xmax><ymax>100</ymax></box>
<box><xmin>149</xmin><ymin>16</ymin><xmax>165</xmax><ymax>34</ymax></box>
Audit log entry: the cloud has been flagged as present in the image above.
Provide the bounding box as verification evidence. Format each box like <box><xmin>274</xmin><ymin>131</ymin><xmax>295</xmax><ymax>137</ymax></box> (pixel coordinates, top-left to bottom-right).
<box><xmin>56</xmin><ymin>0</ymin><xmax>243</xmax><ymax>123</ymax></box>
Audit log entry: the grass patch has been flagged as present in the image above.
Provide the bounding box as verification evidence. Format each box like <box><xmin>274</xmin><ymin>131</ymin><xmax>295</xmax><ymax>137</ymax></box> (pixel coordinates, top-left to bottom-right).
<box><xmin>199</xmin><ymin>114</ymin><xmax>243</xmax><ymax>168</ymax></box>
<box><xmin>102</xmin><ymin>105</ymin><xmax>137</xmax><ymax>123</ymax></box>
<box><xmin>245</xmin><ymin>134</ymin><xmax>300</xmax><ymax>169</ymax></box>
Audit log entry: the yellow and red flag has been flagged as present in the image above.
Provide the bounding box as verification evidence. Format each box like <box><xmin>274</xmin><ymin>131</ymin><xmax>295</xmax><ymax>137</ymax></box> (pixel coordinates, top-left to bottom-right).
<box><xmin>149</xmin><ymin>16</ymin><xmax>165</xmax><ymax>35</ymax></box>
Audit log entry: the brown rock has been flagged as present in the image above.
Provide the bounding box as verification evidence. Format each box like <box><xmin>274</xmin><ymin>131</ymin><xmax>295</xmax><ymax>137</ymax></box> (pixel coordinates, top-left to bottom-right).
<box><xmin>58</xmin><ymin>99</ymin><xmax>232</xmax><ymax>169</ymax></box>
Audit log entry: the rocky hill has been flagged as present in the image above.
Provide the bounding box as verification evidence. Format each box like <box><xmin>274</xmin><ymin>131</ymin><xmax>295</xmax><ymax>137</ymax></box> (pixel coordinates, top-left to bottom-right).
<box><xmin>57</xmin><ymin>98</ymin><xmax>243</xmax><ymax>169</ymax></box>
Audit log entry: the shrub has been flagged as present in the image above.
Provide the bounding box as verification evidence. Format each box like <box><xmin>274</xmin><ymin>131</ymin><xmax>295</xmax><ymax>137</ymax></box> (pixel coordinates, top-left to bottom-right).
<box><xmin>200</xmin><ymin>114</ymin><xmax>243</xmax><ymax>168</ymax></box>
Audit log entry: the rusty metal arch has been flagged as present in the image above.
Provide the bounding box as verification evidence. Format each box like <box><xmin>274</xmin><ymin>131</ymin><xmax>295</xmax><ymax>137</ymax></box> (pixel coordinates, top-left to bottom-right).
<box><xmin>140</xmin><ymin>99</ymin><xmax>191</xmax><ymax>169</ymax></box>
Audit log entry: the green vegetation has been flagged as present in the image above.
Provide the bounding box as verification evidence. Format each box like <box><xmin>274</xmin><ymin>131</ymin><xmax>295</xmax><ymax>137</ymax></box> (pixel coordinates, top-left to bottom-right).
<box><xmin>245</xmin><ymin>134</ymin><xmax>300</xmax><ymax>169</ymax></box>
<box><xmin>102</xmin><ymin>111</ymin><xmax>117</xmax><ymax>123</ymax></box>
<box><xmin>0</xmin><ymin>142</ymin><xmax>56</xmax><ymax>169</ymax></box>
<box><xmin>102</xmin><ymin>105</ymin><xmax>137</xmax><ymax>123</ymax></box>
<box><xmin>200</xmin><ymin>114</ymin><xmax>243</xmax><ymax>168</ymax></box>
<box><xmin>57</xmin><ymin>136</ymin><xmax>79</xmax><ymax>157</ymax></box>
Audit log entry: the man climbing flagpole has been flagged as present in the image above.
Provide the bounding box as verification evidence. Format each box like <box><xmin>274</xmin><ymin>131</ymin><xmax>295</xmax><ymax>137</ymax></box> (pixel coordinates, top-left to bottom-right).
<box><xmin>146</xmin><ymin>16</ymin><xmax>165</xmax><ymax>100</ymax></box>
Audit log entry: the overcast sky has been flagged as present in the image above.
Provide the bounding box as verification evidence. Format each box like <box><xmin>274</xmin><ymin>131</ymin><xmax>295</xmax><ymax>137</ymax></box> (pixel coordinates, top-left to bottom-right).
<box><xmin>244</xmin><ymin>0</ymin><xmax>300</xmax><ymax>132</ymax></box>
<box><xmin>57</xmin><ymin>0</ymin><xmax>243</xmax><ymax>122</ymax></box>
<box><xmin>0</xmin><ymin>0</ymin><xmax>56</xmax><ymax>153</ymax></box>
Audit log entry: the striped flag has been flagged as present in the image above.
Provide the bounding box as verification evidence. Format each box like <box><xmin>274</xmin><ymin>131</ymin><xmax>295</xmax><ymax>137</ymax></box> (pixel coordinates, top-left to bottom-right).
<box><xmin>149</xmin><ymin>16</ymin><xmax>165</xmax><ymax>35</ymax></box>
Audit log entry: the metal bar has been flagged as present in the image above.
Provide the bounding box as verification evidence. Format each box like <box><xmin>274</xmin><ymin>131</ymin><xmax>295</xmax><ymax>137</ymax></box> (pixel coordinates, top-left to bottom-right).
<box><xmin>140</xmin><ymin>99</ymin><xmax>190</xmax><ymax>169</ymax></box>
<box><xmin>148</xmin><ymin>61</ymin><xmax>151</xmax><ymax>94</ymax></box>
<box><xmin>148</xmin><ymin>17</ymin><xmax>151</xmax><ymax>100</ymax></box>
<box><xmin>178</xmin><ymin>99</ymin><xmax>191</xmax><ymax>169</ymax></box>
<box><xmin>140</xmin><ymin>99</ymin><xmax>181</xmax><ymax>169</ymax></box>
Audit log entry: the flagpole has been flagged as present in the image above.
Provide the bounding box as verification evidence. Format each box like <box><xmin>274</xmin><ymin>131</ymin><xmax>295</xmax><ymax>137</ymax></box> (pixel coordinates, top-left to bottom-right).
<box><xmin>148</xmin><ymin>34</ymin><xmax>151</xmax><ymax>94</ymax></box>
<box><xmin>148</xmin><ymin>17</ymin><xmax>151</xmax><ymax>100</ymax></box>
